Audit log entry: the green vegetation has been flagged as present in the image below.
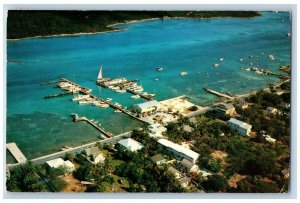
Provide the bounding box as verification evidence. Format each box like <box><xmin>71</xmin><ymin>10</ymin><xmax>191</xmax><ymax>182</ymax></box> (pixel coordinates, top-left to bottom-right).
<box><xmin>7</xmin><ymin>11</ymin><xmax>260</xmax><ymax>39</ymax></box>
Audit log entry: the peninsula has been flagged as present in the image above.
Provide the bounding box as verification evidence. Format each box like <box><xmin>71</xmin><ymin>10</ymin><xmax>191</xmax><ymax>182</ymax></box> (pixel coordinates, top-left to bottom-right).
<box><xmin>7</xmin><ymin>11</ymin><xmax>260</xmax><ymax>39</ymax></box>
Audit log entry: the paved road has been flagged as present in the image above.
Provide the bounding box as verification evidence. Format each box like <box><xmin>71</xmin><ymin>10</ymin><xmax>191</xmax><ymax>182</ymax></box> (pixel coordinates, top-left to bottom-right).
<box><xmin>7</xmin><ymin>131</ymin><xmax>131</xmax><ymax>170</ymax></box>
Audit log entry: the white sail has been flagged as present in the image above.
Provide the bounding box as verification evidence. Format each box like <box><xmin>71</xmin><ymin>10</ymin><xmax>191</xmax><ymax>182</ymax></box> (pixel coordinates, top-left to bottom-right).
<box><xmin>97</xmin><ymin>66</ymin><xmax>103</xmax><ymax>80</ymax></box>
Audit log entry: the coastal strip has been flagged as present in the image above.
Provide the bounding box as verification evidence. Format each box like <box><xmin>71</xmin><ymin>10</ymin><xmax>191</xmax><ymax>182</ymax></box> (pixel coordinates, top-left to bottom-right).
<box><xmin>7</xmin><ymin>131</ymin><xmax>132</xmax><ymax>170</ymax></box>
<box><xmin>7</xmin><ymin>28</ymin><xmax>128</xmax><ymax>41</ymax></box>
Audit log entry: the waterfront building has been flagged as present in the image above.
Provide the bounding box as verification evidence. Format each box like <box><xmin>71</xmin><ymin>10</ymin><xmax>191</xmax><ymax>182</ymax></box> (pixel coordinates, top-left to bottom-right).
<box><xmin>148</xmin><ymin>123</ymin><xmax>167</xmax><ymax>138</ymax></box>
<box><xmin>46</xmin><ymin>158</ymin><xmax>75</xmax><ymax>173</ymax></box>
<box><xmin>151</xmin><ymin>154</ymin><xmax>166</xmax><ymax>165</ymax></box>
<box><xmin>133</xmin><ymin>100</ymin><xmax>160</xmax><ymax>114</ymax></box>
<box><xmin>117</xmin><ymin>138</ymin><xmax>144</xmax><ymax>152</ymax></box>
<box><xmin>84</xmin><ymin>146</ymin><xmax>105</xmax><ymax>164</ymax></box>
<box><xmin>179</xmin><ymin>158</ymin><xmax>199</xmax><ymax>173</ymax></box>
<box><xmin>157</xmin><ymin>139</ymin><xmax>199</xmax><ymax>163</ymax></box>
<box><xmin>214</xmin><ymin>103</ymin><xmax>236</xmax><ymax>116</ymax></box>
<box><xmin>227</xmin><ymin>118</ymin><xmax>252</xmax><ymax>136</ymax></box>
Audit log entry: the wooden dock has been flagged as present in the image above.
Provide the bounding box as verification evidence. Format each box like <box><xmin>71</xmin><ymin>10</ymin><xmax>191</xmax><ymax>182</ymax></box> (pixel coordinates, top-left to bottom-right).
<box><xmin>6</xmin><ymin>142</ymin><xmax>27</xmax><ymax>163</ymax></box>
<box><xmin>203</xmin><ymin>87</ymin><xmax>233</xmax><ymax>99</ymax></box>
<box><xmin>72</xmin><ymin>114</ymin><xmax>113</xmax><ymax>138</ymax></box>
<box><xmin>44</xmin><ymin>91</ymin><xmax>73</xmax><ymax>99</ymax></box>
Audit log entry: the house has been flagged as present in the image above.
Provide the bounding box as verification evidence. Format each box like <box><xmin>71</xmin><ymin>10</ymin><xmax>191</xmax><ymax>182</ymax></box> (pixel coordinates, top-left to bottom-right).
<box><xmin>281</xmin><ymin>169</ymin><xmax>289</xmax><ymax>179</ymax></box>
<box><xmin>266</xmin><ymin>107</ymin><xmax>278</xmax><ymax>115</ymax></box>
<box><xmin>133</xmin><ymin>100</ymin><xmax>160</xmax><ymax>114</ymax></box>
<box><xmin>167</xmin><ymin>166</ymin><xmax>182</xmax><ymax>179</ymax></box>
<box><xmin>84</xmin><ymin>146</ymin><xmax>105</xmax><ymax>164</ymax></box>
<box><xmin>151</xmin><ymin>154</ymin><xmax>166</xmax><ymax>165</ymax></box>
<box><xmin>235</xmin><ymin>98</ymin><xmax>249</xmax><ymax>109</ymax></box>
<box><xmin>157</xmin><ymin>139</ymin><xmax>199</xmax><ymax>163</ymax></box>
<box><xmin>178</xmin><ymin>176</ymin><xmax>191</xmax><ymax>188</ymax></box>
<box><xmin>227</xmin><ymin>118</ymin><xmax>252</xmax><ymax>136</ymax></box>
<box><xmin>179</xmin><ymin>158</ymin><xmax>199</xmax><ymax>173</ymax></box>
<box><xmin>215</xmin><ymin>103</ymin><xmax>236</xmax><ymax>116</ymax></box>
<box><xmin>148</xmin><ymin>123</ymin><xmax>167</xmax><ymax>138</ymax></box>
<box><xmin>183</xmin><ymin>125</ymin><xmax>193</xmax><ymax>133</ymax></box>
<box><xmin>46</xmin><ymin>158</ymin><xmax>75</xmax><ymax>173</ymax></box>
<box><xmin>117</xmin><ymin>138</ymin><xmax>144</xmax><ymax>152</ymax></box>
<box><xmin>64</xmin><ymin>160</ymin><xmax>75</xmax><ymax>172</ymax></box>
<box><xmin>189</xmin><ymin>117</ymin><xmax>198</xmax><ymax>125</ymax></box>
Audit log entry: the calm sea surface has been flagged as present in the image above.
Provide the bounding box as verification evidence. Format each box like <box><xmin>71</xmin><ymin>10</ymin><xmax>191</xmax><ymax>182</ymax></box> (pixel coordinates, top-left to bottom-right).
<box><xmin>6</xmin><ymin>12</ymin><xmax>291</xmax><ymax>161</ymax></box>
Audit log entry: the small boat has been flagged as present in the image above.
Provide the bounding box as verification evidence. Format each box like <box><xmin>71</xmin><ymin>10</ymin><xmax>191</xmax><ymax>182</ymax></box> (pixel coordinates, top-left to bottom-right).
<box><xmin>99</xmin><ymin>103</ymin><xmax>109</xmax><ymax>108</ymax></box>
<box><xmin>219</xmin><ymin>57</ymin><xmax>224</xmax><ymax>61</ymax></box>
<box><xmin>286</xmin><ymin>32</ymin><xmax>291</xmax><ymax>37</ymax></box>
<box><xmin>78</xmin><ymin>98</ymin><xmax>94</xmax><ymax>104</ymax></box>
<box><xmin>248</xmin><ymin>55</ymin><xmax>253</xmax><ymax>58</ymax></box>
<box><xmin>131</xmin><ymin>95</ymin><xmax>140</xmax><ymax>99</ymax></box>
<box><xmin>106</xmin><ymin>98</ymin><xmax>112</xmax><ymax>101</ymax></box>
<box><xmin>132</xmin><ymin>86</ymin><xmax>144</xmax><ymax>93</ymax></box>
<box><xmin>180</xmin><ymin>72</ymin><xmax>188</xmax><ymax>76</ymax></box>
<box><xmin>155</xmin><ymin>78</ymin><xmax>159</xmax><ymax>81</ymax></box>
<box><xmin>268</xmin><ymin>54</ymin><xmax>275</xmax><ymax>60</ymax></box>
<box><xmin>114</xmin><ymin>109</ymin><xmax>122</xmax><ymax>113</ymax></box>
<box><xmin>213</xmin><ymin>63</ymin><xmax>219</xmax><ymax>67</ymax></box>
<box><xmin>112</xmin><ymin>86</ymin><xmax>120</xmax><ymax>90</ymax></box>
<box><xmin>116</xmin><ymin>89</ymin><xmax>126</xmax><ymax>93</ymax></box>
<box><xmin>148</xmin><ymin>94</ymin><xmax>156</xmax><ymax>97</ymax></box>
<box><xmin>72</xmin><ymin>94</ymin><xmax>90</xmax><ymax>101</ymax></box>
<box><xmin>156</xmin><ymin>67</ymin><xmax>164</xmax><ymax>71</ymax></box>
<box><xmin>240</xmin><ymin>58</ymin><xmax>244</xmax><ymax>62</ymax></box>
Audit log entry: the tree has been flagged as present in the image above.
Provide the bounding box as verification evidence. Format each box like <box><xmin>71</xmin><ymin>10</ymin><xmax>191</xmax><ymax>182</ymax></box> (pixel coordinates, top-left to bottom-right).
<box><xmin>203</xmin><ymin>175</ymin><xmax>228</xmax><ymax>192</ymax></box>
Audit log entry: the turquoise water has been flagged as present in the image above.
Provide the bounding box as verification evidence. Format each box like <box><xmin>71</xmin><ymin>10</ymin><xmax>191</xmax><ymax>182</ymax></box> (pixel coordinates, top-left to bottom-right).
<box><xmin>6</xmin><ymin>12</ymin><xmax>291</xmax><ymax>161</ymax></box>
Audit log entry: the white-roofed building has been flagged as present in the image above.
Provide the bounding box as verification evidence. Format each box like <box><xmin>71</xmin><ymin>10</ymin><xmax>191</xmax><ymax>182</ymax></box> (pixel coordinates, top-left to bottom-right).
<box><xmin>118</xmin><ymin>138</ymin><xmax>144</xmax><ymax>152</ymax></box>
<box><xmin>157</xmin><ymin>139</ymin><xmax>199</xmax><ymax>163</ymax></box>
<box><xmin>84</xmin><ymin>146</ymin><xmax>106</xmax><ymax>164</ymax></box>
<box><xmin>64</xmin><ymin>160</ymin><xmax>75</xmax><ymax>172</ymax></box>
<box><xmin>133</xmin><ymin>100</ymin><xmax>160</xmax><ymax>114</ymax></box>
<box><xmin>149</xmin><ymin>123</ymin><xmax>167</xmax><ymax>138</ymax></box>
<box><xmin>46</xmin><ymin>158</ymin><xmax>74</xmax><ymax>173</ymax></box>
<box><xmin>227</xmin><ymin>118</ymin><xmax>252</xmax><ymax>136</ymax></box>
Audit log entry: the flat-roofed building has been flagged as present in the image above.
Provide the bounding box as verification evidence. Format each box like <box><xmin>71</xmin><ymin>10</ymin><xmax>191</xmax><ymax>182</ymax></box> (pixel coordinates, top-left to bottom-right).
<box><xmin>157</xmin><ymin>139</ymin><xmax>199</xmax><ymax>163</ymax></box>
<box><xmin>118</xmin><ymin>138</ymin><xmax>144</xmax><ymax>152</ymax></box>
<box><xmin>227</xmin><ymin>118</ymin><xmax>252</xmax><ymax>136</ymax></box>
<box><xmin>46</xmin><ymin>158</ymin><xmax>75</xmax><ymax>173</ymax></box>
<box><xmin>167</xmin><ymin>166</ymin><xmax>182</xmax><ymax>179</ymax></box>
<box><xmin>133</xmin><ymin>100</ymin><xmax>160</xmax><ymax>114</ymax></box>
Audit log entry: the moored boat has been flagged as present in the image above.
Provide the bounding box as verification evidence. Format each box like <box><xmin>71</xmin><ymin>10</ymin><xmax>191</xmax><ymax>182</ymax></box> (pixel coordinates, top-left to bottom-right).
<box><xmin>131</xmin><ymin>95</ymin><xmax>141</xmax><ymax>99</ymax></box>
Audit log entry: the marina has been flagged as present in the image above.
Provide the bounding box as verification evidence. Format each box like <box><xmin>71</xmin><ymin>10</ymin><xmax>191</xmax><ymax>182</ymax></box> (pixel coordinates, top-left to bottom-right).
<box><xmin>96</xmin><ymin>67</ymin><xmax>155</xmax><ymax>101</ymax></box>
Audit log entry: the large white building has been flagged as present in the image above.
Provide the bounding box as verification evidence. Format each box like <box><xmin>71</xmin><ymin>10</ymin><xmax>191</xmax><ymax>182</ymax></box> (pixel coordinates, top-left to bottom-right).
<box><xmin>157</xmin><ymin>139</ymin><xmax>199</xmax><ymax>163</ymax></box>
<box><xmin>46</xmin><ymin>158</ymin><xmax>75</xmax><ymax>173</ymax></box>
<box><xmin>133</xmin><ymin>100</ymin><xmax>160</xmax><ymax>114</ymax></box>
<box><xmin>227</xmin><ymin>118</ymin><xmax>252</xmax><ymax>136</ymax></box>
<box><xmin>118</xmin><ymin>138</ymin><xmax>144</xmax><ymax>152</ymax></box>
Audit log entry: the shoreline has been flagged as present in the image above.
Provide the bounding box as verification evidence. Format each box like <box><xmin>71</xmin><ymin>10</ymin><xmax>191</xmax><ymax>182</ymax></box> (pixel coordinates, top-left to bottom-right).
<box><xmin>7</xmin><ymin>15</ymin><xmax>259</xmax><ymax>41</ymax></box>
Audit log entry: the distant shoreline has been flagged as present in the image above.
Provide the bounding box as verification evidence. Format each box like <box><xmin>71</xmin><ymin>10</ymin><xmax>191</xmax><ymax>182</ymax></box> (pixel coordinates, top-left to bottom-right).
<box><xmin>7</xmin><ymin>15</ymin><xmax>258</xmax><ymax>41</ymax></box>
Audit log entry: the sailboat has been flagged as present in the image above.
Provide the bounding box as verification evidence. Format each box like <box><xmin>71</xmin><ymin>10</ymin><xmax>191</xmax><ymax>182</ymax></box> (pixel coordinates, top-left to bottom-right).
<box><xmin>97</xmin><ymin>66</ymin><xmax>103</xmax><ymax>81</ymax></box>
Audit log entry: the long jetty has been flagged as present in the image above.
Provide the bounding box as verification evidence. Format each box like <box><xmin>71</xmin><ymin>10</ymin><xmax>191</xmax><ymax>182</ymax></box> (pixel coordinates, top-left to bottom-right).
<box><xmin>72</xmin><ymin>114</ymin><xmax>112</xmax><ymax>138</ymax></box>
<box><xmin>203</xmin><ymin>87</ymin><xmax>233</xmax><ymax>99</ymax></box>
<box><xmin>6</xmin><ymin>142</ymin><xmax>27</xmax><ymax>163</ymax></box>
<box><xmin>44</xmin><ymin>91</ymin><xmax>73</xmax><ymax>99</ymax></box>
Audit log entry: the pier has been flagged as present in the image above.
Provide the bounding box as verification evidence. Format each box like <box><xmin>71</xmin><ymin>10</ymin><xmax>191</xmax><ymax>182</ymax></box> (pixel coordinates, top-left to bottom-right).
<box><xmin>72</xmin><ymin>114</ymin><xmax>113</xmax><ymax>138</ymax></box>
<box><xmin>40</xmin><ymin>80</ymin><xmax>60</xmax><ymax>85</ymax></box>
<box><xmin>6</xmin><ymin>142</ymin><xmax>27</xmax><ymax>163</ymax></box>
<box><xmin>203</xmin><ymin>87</ymin><xmax>233</xmax><ymax>99</ymax></box>
<box><xmin>44</xmin><ymin>91</ymin><xmax>73</xmax><ymax>99</ymax></box>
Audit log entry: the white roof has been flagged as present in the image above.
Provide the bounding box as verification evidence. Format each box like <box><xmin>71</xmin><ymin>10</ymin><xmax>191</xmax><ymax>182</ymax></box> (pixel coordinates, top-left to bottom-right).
<box><xmin>157</xmin><ymin>139</ymin><xmax>199</xmax><ymax>161</ymax></box>
<box><xmin>46</xmin><ymin>158</ymin><xmax>65</xmax><ymax>168</ymax></box>
<box><xmin>118</xmin><ymin>138</ymin><xmax>144</xmax><ymax>152</ymax></box>
<box><xmin>64</xmin><ymin>160</ymin><xmax>74</xmax><ymax>168</ymax></box>
<box><xmin>134</xmin><ymin>100</ymin><xmax>159</xmax><ymax>109</ymax></box>
<box><xmin>228</xmin><ymin>118</ymin><xmax>252</xmax><ymax>130</ymax></box>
